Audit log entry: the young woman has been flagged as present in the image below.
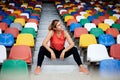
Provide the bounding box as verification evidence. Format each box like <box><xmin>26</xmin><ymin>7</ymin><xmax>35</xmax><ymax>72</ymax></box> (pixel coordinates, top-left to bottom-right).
<box><xmin>34</xmin><ymin>19</ymin><xmax>89</xmax><ymax>74</ymax></box>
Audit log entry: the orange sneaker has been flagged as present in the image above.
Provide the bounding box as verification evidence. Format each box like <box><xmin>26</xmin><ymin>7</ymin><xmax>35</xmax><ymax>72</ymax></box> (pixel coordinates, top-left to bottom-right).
<box><xmin>79</xmin><ymin>65</ymin><xmax>89</xmax><ymax>74</ymax></box>
<box><xmin>34</xmin><ymin>66</ymin><xmax>41</xmax><ymax>75</ymax></box>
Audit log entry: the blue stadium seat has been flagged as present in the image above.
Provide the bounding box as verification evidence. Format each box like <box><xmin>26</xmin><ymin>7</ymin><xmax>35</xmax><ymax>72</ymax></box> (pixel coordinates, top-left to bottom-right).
<box><xmin>100</xmin><ymin>59</ymin><xmax>120</xmax><ymax>79</ymax></box>
<box><xmin>0</xmin><ymin>33</ymin><xmax>14</xmax><ymax>47</ymax></box>
<box><xmin>98</xmin><ymin>34</ymin><xmax>115</xmax><ymax>47</ymax></box>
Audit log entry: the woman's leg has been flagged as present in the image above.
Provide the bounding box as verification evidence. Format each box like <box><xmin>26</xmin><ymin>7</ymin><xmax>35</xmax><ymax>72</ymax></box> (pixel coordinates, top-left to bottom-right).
<box><xmin>64</xmin><ymin>47</ymin><xmax>82</xmax><ymax>65</ymax></box>
<box><xmin>35</xmin><ymin>46</ymin><xmax>51</xmax><ymax>74</ymax></box>
<box><xmin>37</xmin><ymin>46</ymin><xmax>51</xmax><ymax>67</ymax></box>
<box><xmin>64</xmin><ymin>47</ymin><xmax>89</xmax><ymax>74</ymax></box>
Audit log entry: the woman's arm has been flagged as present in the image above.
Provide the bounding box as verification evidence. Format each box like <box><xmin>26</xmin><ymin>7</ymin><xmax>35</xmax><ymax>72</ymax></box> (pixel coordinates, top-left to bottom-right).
<box><xmin>42</xmin><ymin>30</ymin><xmax>54</xmax><ymax>53</ymax></box>
<box><xmin>63</xmin><ymin>30</ymin><xmax>74</xmax><ymax>52</ymax></box>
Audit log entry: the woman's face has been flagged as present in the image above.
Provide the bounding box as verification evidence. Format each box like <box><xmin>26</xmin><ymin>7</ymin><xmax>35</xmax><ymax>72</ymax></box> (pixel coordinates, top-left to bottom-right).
<box><xmin>55</xmin><ymin>21</ymin><xmax>63</xmax><ymax>30</ymax></box>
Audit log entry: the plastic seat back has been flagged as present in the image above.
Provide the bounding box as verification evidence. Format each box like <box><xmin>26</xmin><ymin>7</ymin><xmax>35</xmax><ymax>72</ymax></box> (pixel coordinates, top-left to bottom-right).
<box><xmin>21</xmin><ymin>28</ymin><xmax>36</xmax><ymax>38</ymax></box>
<box><xmin>74</xmin><ymin>28</ymin><xmax>88</xmax><ymax>39</ymax></box>
<box><xmin>15</xmin><ymin>34</ymin><xmax>34</xmax><ymax>47</ymax></box>
<box><xmin>0</xmin><ymin>22</ymin><xmax>8</xmax><ymax>31</ymax></box>
<box><xmin>98</xmin><ymin>34</ymin><xmax>115</xmax><ymax>47</ymax></box>
<box><xmin>104</xmin><ymin>19</ymin><xmax>114</xmax><ymax>26</ymax></box>
<box><xmin>10</xmin><ymin>22</ymin><xmax>22</xmax><ymax>31</ymax></box>
<box><xmin>90</xmin><ymin>28</ymin><xmax>104</xmax><ymax>37</ymax></box>
<box><xmin>84</xmin><ymin>23</ymin><xmax>96</xmax><ymax>31</ymax></box>
<box><xmin>1</xmin><ymin>60</ymin><xmax>28</xmax><ymax>80</ymax></box>
<box><xmin>70</xmin><ymin>23</ymin><xmax>82</xmax><ymax>32</ymax></box>
<box><xmin>92</xmin><ymin>19</ymin><xmax>101</xmax><ymax>26</ymax></box>
<box><xmin>87</xmin><ymin>44</ymin><xmax>112</xmax><ymax>62</ymax></box>
<box><xmin>79</xmin><ymin>34</ymin><xmax>97</xmax><ymax>48</ymax></box>
<box><xmin>110</xmin><ymin>44</ymin><xmax>120</xmax><ymax>60</ymax></box>
<box><xmin>80</xmin><ymin>19</ymin><xmax>90</xmax><ymax>26</ymax></box>
<box><xmin>100</xmin><ymin>59</ymin><xmax>120</xmax><ymax>79</ymax></box>
<box><xmin>9</xmin><ymin>45</ymin><xmax>32</xmax><ymax>63</ymax></box>
<box><xmin>98</xmin><ymin>23</ymin><xmax>110</xmax><ymax>31</ymax></box>
<box><xmin>27</xmin><ymin>18</ymin><xmax>38</xmax><ymax>26</ymax></box>
<box><xmin>14</xmin><ymin>18</ymin><xmax>25</xmax><ymax>26</ymax></box>
<box><xmin>0</xmin><ymin>45</ymin><xmax>7</xmax><ymax>63</ymax></box>
<box><xmin>64</xmin><ymin>15</ymin><xmax>74</xmax><ymax>22</ymax></box>
<box><xmin>106</xmin><ymin>28</ymin><xmax>119</xmax><ymax>38</ymax></box>
<box><xmin>112</xmin><ymin>23</ymin><xmax>120</xmax><ymax>31</ymax></box>
<box><xmin>5</xmin><ymin>28</ymin><xmax>19</xmax><ymax>38</ymax></box>
<box><xmin>67</xmin><ymin>19</ymin><xmax>77</xmax><ymax>26</ymax></box>
<box><xmin>24</xmin><ymin>22</ymin><xmax>38</xmax><ymax>31</ymax></box>
<box><xmin>0</xmin><ymin>33</ymin><xmax>14</xmax><ymax>47</ymax></box>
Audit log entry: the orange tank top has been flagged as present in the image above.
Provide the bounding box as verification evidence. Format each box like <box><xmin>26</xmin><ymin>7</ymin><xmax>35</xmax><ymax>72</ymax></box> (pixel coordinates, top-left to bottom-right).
<box><xmin>50</xmin><ymin>30</ymin><xmax>66</xmax><ymax>51</ymax></box>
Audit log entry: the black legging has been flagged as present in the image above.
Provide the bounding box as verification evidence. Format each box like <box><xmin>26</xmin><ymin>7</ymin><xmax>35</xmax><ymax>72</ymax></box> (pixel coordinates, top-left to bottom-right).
<box><xmin>37</xmin><ymin>46</ymin><xmax>82</xmax><ymax>67</ymax></box>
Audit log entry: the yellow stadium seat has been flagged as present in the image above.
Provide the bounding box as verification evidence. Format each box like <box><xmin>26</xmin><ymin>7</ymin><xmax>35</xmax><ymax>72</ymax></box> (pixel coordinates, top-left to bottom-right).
<box><xmin>109</xmin><ymin>16</ymin><xmax>117</xmax><ymax>22</ymax></box>
<box><xmin>98</xmin><ymin>23</ymin><xmax>110</xmax><ymax>31</ymax></box>
<box><xmin>14</xmin><ymin>18</ymin><xmax>25</xmax><ymax>26</ymax></box>
<box><xmin>15</xmin><ymin>34</ymin><xmax>34</xmax><ymax>47</ymax></box>
<box><xmin>13</xmin><ymin>10</ymin><xmax>22</xmax><ymax>15</ymax></box>
<box><xmin>34</xmin><ymin>8</ymin><xmax>41</xmax><ymax>12</ymax></box>
<box><xmin>64</xmin><ymin>15</ymin><xmax>75</xmax><ymax>22</ymax></box>
<box><xmin>79</xmin><ymin>34</ymin><xmax>97</xmax><ymax>48</ymax></box>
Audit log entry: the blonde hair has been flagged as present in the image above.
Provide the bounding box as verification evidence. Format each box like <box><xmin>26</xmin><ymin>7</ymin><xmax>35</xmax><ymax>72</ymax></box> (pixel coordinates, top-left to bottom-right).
<box><xmin>48</xmin><ymin>19</ymin><xmax>59</xmax><ymax>30</ymax></box>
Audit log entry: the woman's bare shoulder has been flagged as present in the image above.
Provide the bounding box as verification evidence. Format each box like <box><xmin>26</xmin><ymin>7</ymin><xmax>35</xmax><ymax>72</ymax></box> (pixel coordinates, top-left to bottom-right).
<box><xmin>48</xmin><ymin>30</ymin><xmax>54</xmax><ymax>35</ymax></box>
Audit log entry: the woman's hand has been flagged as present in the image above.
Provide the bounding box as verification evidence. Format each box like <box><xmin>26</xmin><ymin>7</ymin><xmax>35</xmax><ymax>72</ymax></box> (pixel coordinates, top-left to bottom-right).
<box><xmin>60</xmin><ymin>50</ymin><xmax>65</xmax><ymax>60</ymax></box>
<box><xmin>50</xmin><ymin>51</ymin><xmax>56</xmax><ymax>61</ymax></box>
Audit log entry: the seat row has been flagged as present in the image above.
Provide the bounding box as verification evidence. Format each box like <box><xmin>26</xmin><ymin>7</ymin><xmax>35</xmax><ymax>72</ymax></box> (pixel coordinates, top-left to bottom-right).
<box><xmin>0</xmin><ymin>0</ymin><xmax>42</xmax><ymax>65</ymax></box>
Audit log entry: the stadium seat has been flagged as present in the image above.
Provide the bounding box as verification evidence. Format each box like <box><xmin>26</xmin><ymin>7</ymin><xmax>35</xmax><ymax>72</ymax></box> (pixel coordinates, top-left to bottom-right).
<box><xmin>74</xmin><ymin>28</ymin><xmax>88</xmax><ymax>39</ymax></box>
<box><xmin>106</xmin><ymin>28</ymin><xmax>119</xmax><ymax>38</ymax></box>
<box><xmin>66</xmin><ymin>19</ymin><xmax>77</xmax><ymax>27</ymax></box>
<box><xmin>0</xmin><ymin>22</ymin><xmax>8</xmax><ymax>31</ymax></box>
<box><xmin>70</xmin><ymin>23</ymin><xmax>82</xmax><ymax>32</ymax></box>
<box><xmin>109</xmin><ymin>16</ymin><xmax>117</xmax><ymax>22</ymax></box>
<box><xmin>15</xmin><ymin>34</ymin><xmax>34</xmax><ymax>47</ymax></box>
<box><xmin>84</xmin><ymin>23</ymin><xmax>96</xmax><ymax>31</ymax></box>
<box><xmin>76</xmin><ymin>15</ymin><xmax>85</xmax><ymax>22</ymax></box>
<box><xmin>104</xmin><ymin>19</ymin><xmax>114</xmax><ymax>26</ymax></box>
<box><xmin>80</xmin><ymin>19</ymin><xmax>90</xmax><ymax>26</ymax></box>
<box><xmin>112</xmin><ymin>23</ymin><xmax>120</xmax><ymax>31</ymax></box>
<box><xmin>27</xmin><ymin>18</ymin><xmax>38</xmax><ymax>26</ymax></box>
<box><xmin>0</xmin><ymin>45</ymin><xmax>7</xmax><ymax>63</ymax></box>
<box><xmin>18</xmin><ymin>15</ymin><xmax>28</xmax><ymax>22</ymax></box>
<box><xmin>20</xmin><ymin>13</ymin><xmax>29</xmax><ymax>19</ymax></box>
<box><xmin>98</xmin><ymin>16</ymin><xmax>106</xmax><ymax>22</ymax></box>
<box><xmin>110</xmin><ymin>44</ymin><xmax>120</xmax><ymax>60</ymax></box>
<box><xmin>100</xmin><ymin>59</ymin><xmax>120</xmax><ymax>79</ymax></box>
<box><xmin>92</xmin><ymin>19</ymin><xmax>101</xmax><ymax>26</ymax></box>
<box><xmin>113</xmin><ymin>14</ymin><xmax>120</xmax><ymax>19</ymax></box>
<box><xmin>21</xmin><ymin>28</ymin><xmax>36</xmax><ymax>38</ymax></box>
<box><xmin>79</xmin><ymin>34</ymin><xmax>97</xmax><ymax>48</ymax></box>
<box><xmin>9</xmin><ymin>45</ymin><xmax>32</xmax><ymax>63</ymax></box>
<box><xmin>98</xmin><ymin>23</ymin><xmax>110</xmax><ymax>31</ymax></box>
<box><xmin>7</xmin><ymin>15</ymin><xmax>15</xmax><ymax>22</ymax></box>
<box><xmin>5</xmin><ymin>28</ymin><xmax>19</xmax><ymax>38</ymax></box>
<box><xmin>117</xmin><ymin>34</ymin><xmax>120</xmax><ymax>44</ymax></box>
<box><xmin>0</xmin><ymin>60</ymin><xmax>29</xmax><ymax>80</ymax></box>
<box><xmin>87</xmin><ymin>44</ymin><xmax>112</xmax><ymax>62</ymax></box>
<box><xmin>64</xmin><ymin>15</ymin><xmax>74</xmax><ymax>22</ymax></box>
<box><xmin>14</xmin><ymin>18</ymin><xmax>25</xmax><ymax>26</ymax></box>
<box><xmin>10</xmin><ymin>22</ymin><xmax>22</xmax><ymax>31</ymax></box>
<box><xmin>2</xmin><ymin>18</ymin><xmax>12</xmax><ymax>26</ymax></box>
<box><xmin>90</xmin><ymin>28</ymin><xmax>104</xmax><ymax>37</ymax></box>
<box><xmin>0</xmin><ymin>33</ymin><xmax>14</xmax><ymax>47</ymax></box>
<box><xmin>24</xmin><ymin>22</ymin><xmax>38</xmax><ymax>31</ymax></box>
<box><xmin>98</xmin><ymin>34</ymin><xmax>115</xmax><ymax>47</ymax></box>
<box><xmin>13</xmin><ymin>10</ymin><xmax>22</xmax><ymax>15</ymax></box>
